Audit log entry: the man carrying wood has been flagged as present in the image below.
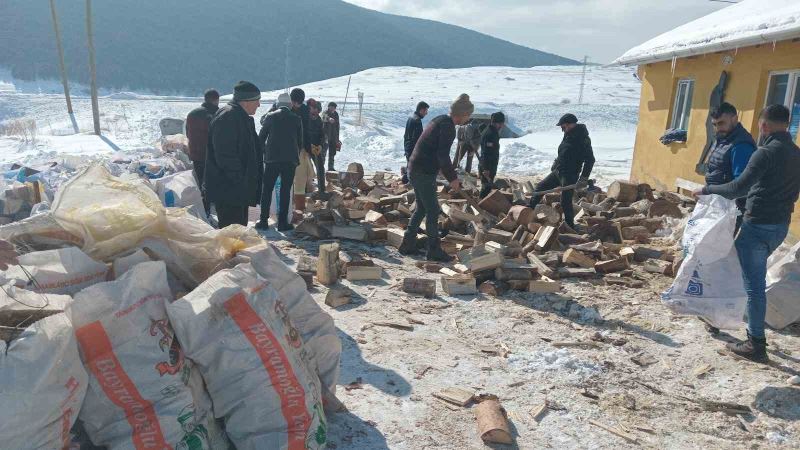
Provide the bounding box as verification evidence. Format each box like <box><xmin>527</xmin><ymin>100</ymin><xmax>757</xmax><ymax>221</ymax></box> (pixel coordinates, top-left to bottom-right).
<box><xmin>400</xmin><ymin>94</ymin><xmax>473</xmax><ymax>262</ymax></box>
<box><xmin>478</xmin><ymin>112</ymin><xmax>505</xmax><ymax>199</ymax></box>
<box><xmin>694</xmin><ymin>105</ymin><xmax>800</xmax><ymax>363</ymax></box>
<box><xmin>453</xmin><ymin>118</ymin><xmax>482</xmax><ymax>174</ymax></box>
<box><xmin>529</xmin><ymin>113</ymin><xmax>595</xmax><ymax>229</ymax></box>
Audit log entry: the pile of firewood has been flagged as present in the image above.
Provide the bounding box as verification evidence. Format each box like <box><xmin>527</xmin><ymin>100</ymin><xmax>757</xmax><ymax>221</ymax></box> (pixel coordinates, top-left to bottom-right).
<box><xmin>295</xmin><ymin>164</ymin><xmax>694</xmax><ymax>297</ymax></box>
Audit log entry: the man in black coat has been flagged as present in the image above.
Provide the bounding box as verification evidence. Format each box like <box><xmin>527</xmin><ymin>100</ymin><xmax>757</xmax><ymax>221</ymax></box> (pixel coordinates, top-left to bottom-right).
<box><xmin>185</xmin><ymin>89</ymin><xmax>219</xmax><ymax>216</ymax></box>
<box><xmin>529</xmin><ymin>113</ymin><xmax>595</xmax><ymax>229</ymax></box>
<box><xmin>307</xmin><ymin>99</ymin><xmax>328</xmax><ymax>200</ymax></box>
<box><xmin>322</xmin><ymin>102</ymin><xmax>341</xmax><ymax>171</ymax></box>
<box><xmin>402</xmin><ymin>101</ymin><xmax>429</xmax><ymax>184</ymax></box>
<box><xmin>204</xmin><ymin>81</ymin><xmax>262</xmax><ymax>228</ymax></box>
<box><xmin>478</xmin><ymin>112</ymin><xmax>505</xmax><ymax>199</ymax></box>
<box><xmin>257</xmin><ymin>93</ymin><xmax>303</xmax><ymax>231</ymax></box>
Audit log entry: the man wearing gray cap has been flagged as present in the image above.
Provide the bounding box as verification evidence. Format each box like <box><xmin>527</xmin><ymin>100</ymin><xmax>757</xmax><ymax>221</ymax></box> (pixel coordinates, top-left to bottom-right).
<box><xmin>205</xmin><ymin>81</ymin><xmax>263</xmax><ymax>228</ymax></box>
<box><xmin>529</xmin><ymin>113</ymin><xmax>595</xmax><ymax>229</ymax></box>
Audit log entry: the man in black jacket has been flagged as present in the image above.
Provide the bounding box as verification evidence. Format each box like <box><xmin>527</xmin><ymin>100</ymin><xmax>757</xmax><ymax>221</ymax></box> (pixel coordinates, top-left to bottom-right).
<box><xmin>478</xmin><ymin>112</ymin><xmax>505</xmax><ymax>199</ymax></box>
<box><xmin>695</xmin><ymin>105</ymin><xmax>800</xmax><ymax>363</ymax></box>
<box><xmin>529</xmin><ymin>113</ymin><xmax>595</xmax><ymax>229</ymax></box>
<box><xmin>307</xmin><ymin>98</ymin><xmax>328</xmax><ymax>199</ymax></box>
<box><xmin>322</xmin><ymin>102</ymin><xmax>341</xmax><ymax>171</ymax></box>
<box><xmin>257</xmin><ymin>93</ymin><xmax>303</xmax><ymax>231</ymax></box>
<box><xmin>205</xmin><ymin>81</ymin><xmax>262</xmax><ymax>228</ymax></box>
<box><xmin>185</xmin><ymin>89</ymin><xmax>219</xmax><ymax>216</ymax></box>
<box><xmin>402</xmin><ymin>94</ymin><xmax>472</xmax><ymax>262</ymax></box>
<box><xmin>402</xmin><ymin>101</ymin><xmax>429</xmax><ymax>184</ymax></box>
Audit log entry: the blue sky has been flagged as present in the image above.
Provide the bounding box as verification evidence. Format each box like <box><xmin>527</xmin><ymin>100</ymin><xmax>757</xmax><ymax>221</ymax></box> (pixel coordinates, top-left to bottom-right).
<box><xmin>343</xmin><ymin>0</ymin><xmax>729</xmax><ymax>63</ymax></box>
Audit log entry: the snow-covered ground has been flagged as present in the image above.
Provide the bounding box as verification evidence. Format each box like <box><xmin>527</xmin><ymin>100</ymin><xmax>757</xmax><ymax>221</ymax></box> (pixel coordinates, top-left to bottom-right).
<box><xmin>0</xmin><ymin>65</ymin><xmax>639</xmax><ymax>187</ymax></box>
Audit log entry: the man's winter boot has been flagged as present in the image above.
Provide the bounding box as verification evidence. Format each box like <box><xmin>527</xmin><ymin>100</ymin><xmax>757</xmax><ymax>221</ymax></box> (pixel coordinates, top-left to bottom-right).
<box><xmin>277</xmin><ymin>218</ymin><xmax>294</xmax><ymax>232</ymax></box>
<box><xmin>255</xmin><ymin>218</ymin><xmax>269</xmax><ymax>231</ymax></box>
<box><xmin>426</xmin><ymin>241</ymin><xmax>454</xmax><ymax>263</ymax></box>
<box><xmin>398</xmin><ymin>233</ymin><xmax>419</xmax><ymax>256</ymax></box>
<box><xmin>726</xmin><ymin>332</ymin><xmax>768</xmax><ymax>363</ymax></box>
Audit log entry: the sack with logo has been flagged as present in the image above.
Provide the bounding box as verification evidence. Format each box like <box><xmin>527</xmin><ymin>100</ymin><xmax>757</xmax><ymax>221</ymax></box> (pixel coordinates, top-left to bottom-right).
<box><xmin>69</xmin><ymin>261</ymin><xmax>227</xmax><ymax>449</ymax></box>
<box><xmin>0</xmin><ymin>313</ymin><xmax>88</xmax><ymax>449</ymax></box>
<box><xmin>154</xmin><ymin>170</ymin><xmax>207</xmax><ymax>222</ymax></box>
<box><xmin>167</xmin><ymin>263</ymin><xmax>327</xmax><ymax>450</ymax></box>
<box><xmin>3</xmin><ymin>247</ymin><xmax>108</xmax><ymax>295</ymax></box>
<box><xmin>662</xmin><ymin>195</ymin><xmax>747</xmax><ymax>329</ymax></box>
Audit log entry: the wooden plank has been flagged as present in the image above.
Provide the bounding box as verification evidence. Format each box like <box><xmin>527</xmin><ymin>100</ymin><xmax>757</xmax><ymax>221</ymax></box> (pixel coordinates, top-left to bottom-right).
<box><xmin>346</xmin><ymin>265</ymin><xmax>383</xmax><ymax>281</ymax></box>
<box><xmin>563</xmin><ymin>249</ymin><xmax>596</xmax><ymax>269</ymax></box>
<box><xmin>527</xmin><ymin>253</ymin><xmax>556</xmax><ymax>279</ymax></box>
<box><xmin>595</xmin><ymin>258</ymin><xmax>630</xmax><ymax>274</ymax></box>
<box><xmin>441</xmin><ymin>276</ymin><xmax>478</xmax><ymax>296</ymax></box>
<box><xmin>332</xmin><ymin>225</ymin><xmax>369</xmax><ymax>242</ymax></box>
<box><xmin>529</xmin><ymin>276</ymin><xmax>561</xmax><ymax>293</ymax></box>
<box><xmin>402</xmin><ymin>278</ymin><xmax>436</xmax><ymax>298</ymax></box>
<box><xmin>466</xmin><ymin>251</ymin><xmax>504</xmax><ymax>273</ymax></box>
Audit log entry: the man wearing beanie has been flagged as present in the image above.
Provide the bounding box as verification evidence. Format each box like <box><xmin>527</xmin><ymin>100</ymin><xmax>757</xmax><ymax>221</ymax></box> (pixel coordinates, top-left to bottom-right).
<box><xmin>529</xmin><ymin>113</ymin><xmax>595</xmax><ymax>229</ymax></box>
<box><xmin>205</xmin><ymin>81</ymin><xmax>263</xmax><ymax>228</ymax></box>
<box><xmin>185</xmin><ymin>88</ymin><xmax>220</xmax><ymax>217</ymax></box>
<box><xmin>478</xmin><ymin>112</ymin><xmax>505</xmax><ymax>199</ymax></box>
<box><xmin>257</xmin><ymin>92</ymin><xmax>303</xmax><ymax>231</ymax></box>
<box><xmin>322</xmin><ymin>102</ymin><xmax>341</xmax><ymax>172</ymax></box>
<box><xmin>402</xmin><ymin>93</ymin><xmax>473</xmax><ymax>262</ymax></box>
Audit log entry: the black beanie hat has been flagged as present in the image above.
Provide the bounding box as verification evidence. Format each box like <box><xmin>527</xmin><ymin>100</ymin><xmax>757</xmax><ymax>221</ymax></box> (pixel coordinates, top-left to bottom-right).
<box><xmin>290</xmin><ymin>88</ymin><xmax>305</xmax><ymax>104</ymax></box>
<box><xmin>556</xmin><ymin>113</ymin><xmax>578</xmax><ymax>126</ymax></box>
<box><xmin>233</xmin><ymin>81</ymin><xmax>261</xmax><ymax>102</ymax></box>
<box><xmin>491</xmin><ymin>112</ymin><xmax>506</xmax><ymax>124</ymax></box>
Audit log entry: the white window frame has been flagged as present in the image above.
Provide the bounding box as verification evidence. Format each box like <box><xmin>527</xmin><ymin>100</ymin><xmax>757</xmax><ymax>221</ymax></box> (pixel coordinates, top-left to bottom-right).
<box><xmin>670</xmin><ymin>78</ymin><xmax>694</xmax><ymax>131</ymax></box>
<box><xmin>764</xmin><ymin>70</ymin><xmax>800</xmax><ymax>138</ymax></box>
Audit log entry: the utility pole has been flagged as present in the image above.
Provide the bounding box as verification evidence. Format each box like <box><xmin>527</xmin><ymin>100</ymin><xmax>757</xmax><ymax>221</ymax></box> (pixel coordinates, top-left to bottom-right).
<box><xmin>86</xmin><ymin>0</ymin><xmax>101</xmax><ymax>135</ymax></box>
<box><xmin>342</xmin><ymin>76</ymin><xmax>352</xmax><ymax>117</ymax></box>
<box><xmin>357</xmin><ymin>91</ymin><xmax>364</xmax><ymax>126</ymax></box>
<box><xmin>49</xmin><ymin>0</ymin><xmax>72</xmax><ymax>114</ymax></box>
<box><xmin>578</xmin><ymin>55</ymin><xmax>589</xmax><ymax>105</ymax></box>
<box><xmin>284</xmin><ymin>36</ymin><xmax>290</xmax><ymax>94</ymax></box>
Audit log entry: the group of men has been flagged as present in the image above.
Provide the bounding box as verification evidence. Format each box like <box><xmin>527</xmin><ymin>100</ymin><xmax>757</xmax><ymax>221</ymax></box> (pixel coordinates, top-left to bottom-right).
<box><xmin>185</xmin><ymin>81</ymin><xmax>341</xmax><ymax>231</ymax></box>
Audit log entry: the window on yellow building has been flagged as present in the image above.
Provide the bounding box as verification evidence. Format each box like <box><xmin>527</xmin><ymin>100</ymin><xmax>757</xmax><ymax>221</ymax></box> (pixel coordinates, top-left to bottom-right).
<box><xmin>765</xmin><ymin>70</ymin><xmax>800</xmax><ymax>139</ymax></box>
<box><xmin>670</xmin><ymin>79</ymin><xmax>694</xmax><ymax>131</ymax></box>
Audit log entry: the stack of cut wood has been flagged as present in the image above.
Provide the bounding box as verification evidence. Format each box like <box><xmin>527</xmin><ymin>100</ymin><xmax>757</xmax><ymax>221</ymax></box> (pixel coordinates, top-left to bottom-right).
<box><xmin>295</xmin><ymin>171</ymin><xmax>692</xmax><ymax>296</ymax></box>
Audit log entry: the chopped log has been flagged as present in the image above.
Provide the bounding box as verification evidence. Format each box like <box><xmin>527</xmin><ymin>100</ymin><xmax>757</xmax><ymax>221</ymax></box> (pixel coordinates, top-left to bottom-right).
<box><xmin>496</xmin><ymin>215</ymin><xmax>518</xmax><ymax>232</ymax></box>
<box><xmin>479</xmin><ymin>280</ymin><xmax>509</xmax><ymax>296</ymax></box>
<box><xmin>614</xmin><ymin>216</ymin><xmax>644</xmax><ymax>228</ymax></box>
<box><xmin>495</xmin><ymin>267</ymin><xmax>534</xmax><ymax>281</ymax></box>
<box><xmin>325</xmin><ymin>285</ymin><xmax>353</xmax><ymax>308</ymax></box>
<box><xmin>364</xmin><ymin>210</ymin><xmax>388</xmax><ymax>226</ymax></box>
<box><xmin>558</xmin><ymin>234</ymin><xmax>590</xmax><ymax>246</ymax></box>
<box><xmin>509</xmin><ymin>205</ymin><xmax>535</xmax><ymax>226</ymax></box>
<box><xmin>633</xmin><ymin>246</ymin><xmax>665</xmax><ymax>262</ymax></box>
<box><xmin>630</xmin><ymin>199</ymin><xmax>652</xmax><ymax>215</ymax></box>
<box><xmin>466</xmin><ymin>252</ymin><xmax>505</xmax><ymax>273</ymax></box>
<box><xmin>378</xmin><ymin>194</ymin><xmax>405</xmax><ymax>206</ymax></box>
<box><xmin>570</xmin><ymin>240</ymin><xmax>604</xmax><ymax>256</ymax></box>
<box><xmin>589</xmin><ymin>221</ymin><xmax>623</xmax><ymax>244</ymax></box>
<box><xmin>638</xmin><ymin>183</ymin><xmax>656</xmax><ymax>201</ymax></box>
<box><xmin>557</xmin><ymin>267</ymin><xmax>596</xmax><ymax>278</ymax></box>
<box><xmin>563</xmin><ymin>249</ymin><xmax>596</xmax><ymax>269</ymax></box>
<box><xmin>621</xmin><ymin>226</ymin><xmax>651</xmax><ymax>241</ymax></box>
<box><xmin>475</xmin><ymin>397</ymin><xmax>514</xmax><ymax>445</ymax></box>
<box><xmin>648</xmin><ymin>198</ymin><xmax>683</xmax><ymax>218</ymax></box>
<box><xmin>533</xmin><ymin>204</ymin><xmax>561</xmax><ymax>226</ymax></box>
<box><xmin>595</xmin><ymin>258</ymin><xmax>630</xmax><ymax>274</ymax></box>
<box><xmin>440</xmin><ymin>267</ymin><xmax>459</xmax><ymax>276</ymax></box>
<box><xmin>527</xmin><ymin>253</ymin><xmax>556</xmax><ymax>279</ymax></box>
<box><xmin>441</xmin><ymin>276</ymin><xmax>478</xmax><ymax>296</ymax></box>
<box><xmin>529</xmin><ymin>276</ymin><xmax>562</xmax><ymax>293</ymax></box>
<box><xmin>358</xmin><ymin>178</ymin><xmax>376</xmax><ymax>192</ymax></box>
<box><xmin>345</xmin><ymin>209</ymin><xmax>368</xmax><ymax>220</ymax></box>
<box><xmin>534</xmin><ymin>226</ymin><xmax>558</xmax><ymax>252</ymax></box>
<box><xmin>402</xmin><ymin>278</ymin><xmax>437</xmax><ymax>298</ymax></box>
<box><xmin>672</xmin><ymin>254</ymin><xmax>684</xmax><ymax>276</ymax></box>
<box><xmin>486</xmin><ymin>228</ymin><xmax>513</xmax><ymax>244</ymax></box>
<box><xmin>642</xmin><ymin>218</ymin><xmax>665</xmax><ymax>233</ymax></box>
<box><xmin>295</xmin><ymin>218</ymin><xmax>332</xmax><ymax>239</ymax></box>
<box><xmin>317</xmin><ymin>243</ymin><xmax>340</xmax><ymax>286</ymax></box>
<box><xmin>347</xmin><ymin>162</ymin><xmax>365</xmax><ymax>178</ymax></box>
<box><xmin>297</xmin><ymin>256</ymin><xmax>317</xmax><ymax>273</ymax></box>
<box><xmin>333</xmin><ymin>225</ymin><xmax>370</xmax><ymax>242</ymax></box>
<box><xmin>644</xmin><ymin>258</ymin><xmax>673</xmax><ymax>276</ymax></box>
<box><xmin>484</xmin><ymin>241</ymin><xmax>507</xmax><ymax>255</ymax></box>
<box><xmin>346</xmin><ymin>265</ymin><xmax>383</xmax><ymax>281</ymax></box>
<box><xmin>386</xmin><ymin>228</ymin><xmax>406</xmax><ymax>248</ymax></box>
<box><xmin>478</xmin><ymin>189</ymin><xmax>512</xmax><ymax>216</ymax></box>
<box><xmin>396</xmin><ymin>203</ymin><xmax>413</xmax><ymax>218</ymax></box>
<box><xmin>613</xmin><ymin>206</ymin><xmax>637</xmax><ymax>218</ymax></box>
<box><xmin>619</xmin><ymin>246</ymin><xmax>635</xmax><ymax>262</ymax></box>
<box><xmin>607</xmin><ymin>180</ymin><xmax>639</xmax><ymax>203</ymax></box>
<box><xmin>511</xmin><ymin>225</ymin><xmax>526</xmax><ymax>243</ymax></box>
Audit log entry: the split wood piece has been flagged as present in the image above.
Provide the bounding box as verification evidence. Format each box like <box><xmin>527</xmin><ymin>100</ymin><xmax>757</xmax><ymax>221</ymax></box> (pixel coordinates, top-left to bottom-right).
<box><xmin>507</xmin><ymin>280</ymin><xmax>531</xmax><ymax>291</ymax></box>
<box><xmin>433</xmin><ymin>387</ymin><xmax>475</xmax><ymax>407</ymax></box>
<box><xmin>607</xmin><ymin>180</ymin><xmax>639</xmax><ymax>203</ymax></box>
<box><xmin>533</xmin><ymin>204</ymin><xmax>561</xmax><ymax>226</ymax></box>
<box><xmin>475</xmin><ymin>397</ymin><xmax>514</xmax><ymax>445</ymax></box>
<box><xmin>557</xmin><ymin>267</ymin><xmax>596</xmax><ymax>278</ymax></box>
<box><xmin>632</xmin><ymin>246</ymin><xmax>665</xmax><ymax>262</ymax></box>
<box><xmin>511</xmin><ymin>225</ymin><xmax>526</xmax><ymax>243</ymax></box>
<box><xmin>332</xmin><ymin>225</ymin><xmax>369</xmax><ymax>242</ymax></box>
<box><xmin>643</xmin><ymin>258</ymin><xmax>673</xmax><ymax>276</ymax></box>
<box><xmin>630</xmin><ymin>199</ymin><xmax>652</xmax><ymax>215</ymax></box>
<box><xmin>496</xmin><ymin>215</ymin><xmax>518</xmax><ymax>232</ymax></box>
<box><xmin>588</xmin><ymin>419</ymin><xmax>639</xmax><ymax>444</ymax></box>
<box><xmin>479</xmin><ymin>280</ymin><xmax>509</xmax><ymax>296</ymax></box>
<box><xmin>378</xmin><ymin>194</ymin><xmax>405</xmax><ymax>206</ymax></box>
<box><xmin>527</xmin><ymin>253</ymin><xmax>557</xmax><ymax>279</ymax></box>
<box><xmin>297</xmin><ymin>256</ymin><xmax>317</xmax><ymax>273</ymax></box>
<box><xmin>346</xmin><ymin>265</ymin><xmax>383</xmax><ymax>281</ymax></box>
<box><xmin>332</xmin><ymin>209</ymin><xmax>348</xmax><ymax>226</ymax></box>
<box><xmin>358</xmin><ymin>178</ymin><xmax>376</xmax><ymax>193</ymax></box>
<box><xmin>441</xmin><ymin>276</ymin><xmax>478</xmax><ymax>296</ymax></box>
<box><xmin>588</xmin><ymin>221</ymin><xmax>623</xmax><ymax>244</ymax></box>
<box><xmin>466</xmin><ymin>251</ymin><xmax>504</xmax><ymax>273</ymax></box>
<box><xmin>386</xmin><ymin>228</ymin><xmax>406</xmax><ymax>248</ymax></box>
<box><xmin>495</xmin><ymin>267</ymin><xmax>534</xmax><ymax>281</ymax></box>
<box><xmin>440</xmin><ymin>267</ymin><xmax>459</xmax><ymax>277</ymax></box>
<box><xmin>508</xmin><ymin>205</ymin><xmax>535</xmax><ymax>226</ymax></box>
<box><xmin>531</xmin><ymin>402</ymin><xmax>549</xmax><ymax>422</ymax></box>
<box><xmin>402</xmin><ymin>278</ymin><xmax>437</xmax><ymax>298</ymax></box>
<box><xmin>559</xmin><ymin>234</ymin><xmax>590</xmax><ymax>247</ymax></box>
<box><xmin>372</xmin><ymin>321</ymin><xmax>414</xmax><ymax>331</ymax></box>
<box><xmin>648</xmin><ymin>198</ymin><xmax>683</xmax><ymax>218</ymax></box>
<box><xmin>619</xmin><ymin>247</ymin><xmax>635</xmax><ymax>262</ymax></box>
<box><xmin>396</xmin><ymin>203</ymin><xmax>413</xmax><ymax>218</ymax></box>
<box><xmin>317</xmin><ymin>242</ymin><xmax>340</xmax><ymax>286</ymax></box>
<box><xmin>534</xmin><ymin>225</ymin><xmax>558</xmax><ymax>252</ymax></box>
<box><xmin>570</xmin><ymin>240</ymin><xmax>604</xmax><ymax>256</ymax></box>
<box><xmin>529</xmin><ymin>276</ymin><xmax>561</xmax><ymax>293</ymax></box>
<box><xmin>563</xmin><ymin>249</ymin><xmax>596</xmax><ymax>269</ymax></box>
<box><xmin>613</xmin><ymin>206</ymin><xmax>637</xmax><ymax>218</ymax></box>
<box><xmin>325</xmin><ymin>285</ymin><xmax>353</xmax><ymax>308</ymax></box>
<box><xmin>295</xmin><ymin>219</ymin><xmax>332</xmax><ymax>239</ymax></box>
<box><xmin>595</xmin><ymin>257</ymin><xmax>630</xmax><ymax>274</ymax></box>
<box><xmin>486</xmin><ymin>228</ymin><xmax>513</xmax><ymax>244</ymax></box>
<box><xmin>478</xmin><ymin>189</ymin><xmax>513</xmax><ymax>216</ymax></box>
<box><xmin>621</xmin><ymin>226</ymin><xmax>651</xmax><ymax>241</ymax></box>
<box><xmin>345</xmin><ymin>209</ymin><xmax>368</xmax><ymax>220</ymax></box>
<box><xmin>364</xmin><ymin>210</ymin><xmax>388</xmax><ymax>226</ymax></box>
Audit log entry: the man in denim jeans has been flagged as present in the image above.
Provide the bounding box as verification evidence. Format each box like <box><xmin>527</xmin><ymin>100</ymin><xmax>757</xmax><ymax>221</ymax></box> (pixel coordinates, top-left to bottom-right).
<box><xmin>695</xmin><ymin>105</ymin><xmax>800</xmax><ymax>363</ymax></box>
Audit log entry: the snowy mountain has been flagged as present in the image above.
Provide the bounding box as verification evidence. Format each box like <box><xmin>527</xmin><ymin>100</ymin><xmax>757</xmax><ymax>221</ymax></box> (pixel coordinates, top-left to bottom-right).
<box><xmin>0</xmin><ymin>0</ymin><xmax>578</xmax><ymax>95</ymax></box>
<box><xmin>0</xmin><ymin>65</ymin><xmax>639</xmax><ymax>187</ymax></box>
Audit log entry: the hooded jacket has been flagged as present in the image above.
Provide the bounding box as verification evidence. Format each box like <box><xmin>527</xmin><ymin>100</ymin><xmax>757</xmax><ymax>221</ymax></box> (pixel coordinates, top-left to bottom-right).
<box><xmin>204</xmin><ymin>102</ymin><xmax>263</xmax><ymax>207</ymax></box>
<box><xmin>552</xmin><ymin>123</ymin><xmax>595</xmax><ymax>180</ymax></box>
<box><xmin>408</xmin><ymin>115</ymin><xmax>458</xmax><ymax>182</ymax></box>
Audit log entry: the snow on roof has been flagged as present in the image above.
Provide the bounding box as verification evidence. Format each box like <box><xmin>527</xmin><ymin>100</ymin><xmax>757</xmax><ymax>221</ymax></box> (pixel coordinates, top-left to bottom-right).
<box><xmin>613</xmin><ymin>0</ymin><xmax>800</xmax><ymax>65</ymax></box>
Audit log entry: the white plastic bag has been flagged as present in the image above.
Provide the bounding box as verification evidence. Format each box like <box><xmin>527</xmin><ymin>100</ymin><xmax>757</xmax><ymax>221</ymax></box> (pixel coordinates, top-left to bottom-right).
<box><xmin>167</xmin><ymin>263</ymin><xmax>327</xmax><ymax>450</ymax></box>
<box><xmin>3</xmin><ymin>247</ymin><xmax>108</xmax><ymax>295</ymax></box>
<box><xmin>662</xmin><ymin>195</ymin><xmax>747</xmax><ymax>329</ymax></box>
<box><xmin>69</xmin><ymin>261</ymin><xmax>223</xmax><ymax>449</ymax></box>
<box><xmin>765</xmin><ymin>240</ymin><xmax>800</xmax><ymax>329</ymax></box>
<box><xmin>154</xmin><ymin>170</ymin><xmax>207</xmax><ymax>222</ymax></box>
<box><xmin>0</xmin><ymin>313</ymin><xmax>88</xmax><ymax>450</ymax></box>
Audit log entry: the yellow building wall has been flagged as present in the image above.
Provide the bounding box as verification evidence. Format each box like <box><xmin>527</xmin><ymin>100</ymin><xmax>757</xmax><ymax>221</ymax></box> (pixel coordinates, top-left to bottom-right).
<box><xmin>630</xmin><ymin>39</ymin><xmax>800</xmax><ymax>238</ymax></box>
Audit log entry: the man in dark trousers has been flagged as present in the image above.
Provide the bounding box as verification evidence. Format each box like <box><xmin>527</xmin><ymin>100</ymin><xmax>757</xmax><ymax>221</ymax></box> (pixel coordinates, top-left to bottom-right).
<box><xmin>401</xmin><ymin>94</ymin><xmax>473</xmax><ymax>262</ymax></box>
<box><xmin>694</xmin><ymin>105</ymin><xmax>800</xmax><ymax>363</ymax></box>
<box><xmin>322</xmin><ymin>102</ymin><xmax>341</xmax><ymax>172</ymax></box>
<box><xmin>453</xmin><ymin>118</ymin><xmax>482</xmax><ymax>173</ymax></box>
<box><xmin>705</xmin><ymin>102</ymin><xmax>756</xmax><ymax>232</ymax></box>
<box><xmin>402</xmin><ymin>101</ymin><xmax>429</xmax><ymax>184</ymax></box>
<box><xmin>257</xmin><ymin>93</ymin><xmax>303</xmax><ymax>231</ymax></box>
<box><xmin>185</xmin><ymin>89</ymin><xmax>219</xmax><ymax>217</ymax></box>
<box><xmin>205</xmin><ymin>81</ymin><xmax>262</xmax><ymax>228</ymax></box>
<box><xmin>307</xmin><ymin>98</ymin><xmax>328</xmax><ymax>199</ymax></box>
<box><xmin>478</xmin><ymin>112</ymin><xmax>505</xmax><ymax>199</ymax></box>
<box><xmin>529</xmin><ymin>113</ymin><xmax>595</xmax><ymax>229</ymax></box>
